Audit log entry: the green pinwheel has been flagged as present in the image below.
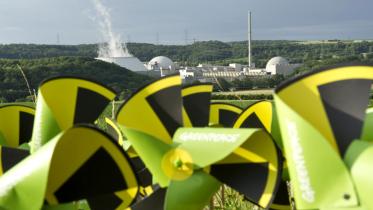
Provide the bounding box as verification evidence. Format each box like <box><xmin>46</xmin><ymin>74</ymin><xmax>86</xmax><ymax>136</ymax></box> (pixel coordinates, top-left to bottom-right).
<box><xmin>107</xmin><ymin>83</ymin><xmax>215</xmax><ymax>199</ymax></box>
<box><xmin>0</xmin><ymin>76</ymin><xmax>140</xmax><ymax>210</ymax></box>
<box><xmin>274</xmin><ymin>65</ymin><xmax>373</xmax><ymax>209</ymax></box>
<box><xmin>116</xmin><ymin>75</ymin><xmax>283</xmax><ymax>210</ymax></box>
<box><xmin>123</xmin><ymin>126</ymin><xmax>280</xmax><ymax>210</ymax></box>
<box><xmin>0</xmin><ymin>125</ymin><xmax>138</xmax><ymax>210</ymax></box>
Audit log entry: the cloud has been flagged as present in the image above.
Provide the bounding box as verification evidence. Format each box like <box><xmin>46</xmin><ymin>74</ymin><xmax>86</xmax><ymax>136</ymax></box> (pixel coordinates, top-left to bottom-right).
<box><xmin>255</xmin><ymin>20</ymin><xmax>373</xmax><ymax>40</ymax></box>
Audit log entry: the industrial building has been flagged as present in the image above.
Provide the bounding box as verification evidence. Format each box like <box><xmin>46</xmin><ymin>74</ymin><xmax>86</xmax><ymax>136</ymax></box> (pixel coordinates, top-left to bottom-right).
<box><xmin>97</xmin><ymin>11</ymin><xmax>301</xmax><ymax>82</ymax></box>
<box><xmin>96</xmin><ymin>56</ymin><xmax>148</xmax><ymax>72</ymax></box>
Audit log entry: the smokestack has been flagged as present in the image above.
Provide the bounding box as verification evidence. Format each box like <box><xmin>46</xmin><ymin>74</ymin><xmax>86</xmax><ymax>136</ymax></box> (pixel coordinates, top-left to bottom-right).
<box><xmin>248</xmin><ymin>11</ymin><xmax>252</xmax><ymax>69</ymax></box>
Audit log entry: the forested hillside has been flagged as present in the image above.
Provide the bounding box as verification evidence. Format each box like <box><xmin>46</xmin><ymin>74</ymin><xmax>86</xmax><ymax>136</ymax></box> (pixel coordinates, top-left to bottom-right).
<box><xmin>0</xmin><ymin>57</ymin><xmax>152</xmax><ymax>102</ymax></box>
<box><xmin>1</xmin><ymin>40</ymin><xmax>372</xmax><ymax>67</ymax></box>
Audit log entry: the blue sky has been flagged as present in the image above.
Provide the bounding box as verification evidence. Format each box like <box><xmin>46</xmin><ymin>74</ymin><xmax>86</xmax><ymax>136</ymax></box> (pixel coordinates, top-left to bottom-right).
<box><xmin>0</xmin><ymin>0</ymin><xmax>372</xmax><ymax>44</ymax></box>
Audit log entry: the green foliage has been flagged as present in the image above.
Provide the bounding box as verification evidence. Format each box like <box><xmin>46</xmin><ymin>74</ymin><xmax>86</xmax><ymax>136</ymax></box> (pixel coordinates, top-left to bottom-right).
<box><xmin>293</xmin><ymin>54</ymin><xmax>373</xmax><ymax>75</ymax></box>
<box><xmin>0</xmin><ymin>57</ymin><xmax>152</xmax><ymax>102</ymax></box>
<box><xmin>231</xmin><ymin>75</ymin><xmax>286</xmax><ymax>90</ymax></box>
<box><xmin>2</xmin><ymin>40</ymin><xmax>373</xmax><ymax>67</ymax></box>
<box><xmin>0</xmin><ymin>44</ymin><xmax>97</xmax><ymax>59</ymax></box>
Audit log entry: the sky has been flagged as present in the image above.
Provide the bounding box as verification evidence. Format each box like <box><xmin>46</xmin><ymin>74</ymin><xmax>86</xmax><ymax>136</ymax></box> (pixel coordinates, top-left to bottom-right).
<box><xmin>0</xmin><ymin>0</ymin><xmax>372</xmax><ymax>45</ymax></box>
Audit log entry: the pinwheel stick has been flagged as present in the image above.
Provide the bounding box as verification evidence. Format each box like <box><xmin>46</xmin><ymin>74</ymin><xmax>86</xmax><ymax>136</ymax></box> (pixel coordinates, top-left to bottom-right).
<box><xmin>112</xmin><ymin>99</ymin><xmax>115</xmax><ymax>118</ymax></box>
<box><xmin>16</xmin><ymin>64</ymin><xmax>36</xmax><ymax>103</ymax></box>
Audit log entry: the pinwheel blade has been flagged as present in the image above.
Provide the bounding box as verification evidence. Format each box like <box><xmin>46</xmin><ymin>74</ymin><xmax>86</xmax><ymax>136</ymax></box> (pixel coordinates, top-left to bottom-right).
<box><xmin>0</xmin><ymin>105</ymin><xmax>34</xmax><ymax>147</ymax></box>
<box><xmin>209</xmin><ymin>102</ymin><xmax>242</xmax><ymax>127</ymax></box>
<box><xmin>173</xmin><ymin>127</ymin><xmax>264</xmax><ymax>168</ymax></box>
<box><xmin>233</xmin><ymin>100</ymin><xmax>272</xmax><ymax>131</ymax></box>
<box><xmin>30</xmin><ymin>77</ymin><xmax>116</xmax><ymax>152</ymax></box>
<box><xmin>164</xmin><ymin>170</ymin><xmax>221</xmax><ymax>210</ymax></box>
<box><xmin>209</xmin><ymin>129</ymin><xmax>283</xmax><ymax>208</ymax></box>
<box><xmin>122</xmin><ymin>127</ymin><xmax>173</xmax><ymax>187</ymax></box>
<box><xmin>274</xmin><ymin>65</ymin><xmax>373</xmax><ymax>209</ymax></box>
<box><xmin>361</xmin><ymin>107</ymin><xmax>373</xmax><ymax>142</ymax></box>
<box><xmin>116</xmin><ymin>75</ymin><xmax>183</xmax><ymax>144</ymax></box>
<box><xmin>0</xmin><ymin>125</ymin><xmax>138</xmax><ymax>210</ymax></box>
<box><xmin>345</xmin><ymin>140</ymin><xmax>373</xmax><ymax>209</ymax></box>
<box><xmin>182</xmin><ymin>84</ymin><xmax>213</xmax><ymax>127</ymax></box>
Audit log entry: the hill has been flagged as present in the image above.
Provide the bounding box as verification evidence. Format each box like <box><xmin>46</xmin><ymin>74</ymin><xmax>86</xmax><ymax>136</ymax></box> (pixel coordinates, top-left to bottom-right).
<box><xmin>0</xmin><ymin>57</ymin><xmax>152</xmax><ymax>102</ymax></box>
<box><xmin>1</xmin><ymin>40</ymin><xmax>373</xmax><ymax>67</ymax></box>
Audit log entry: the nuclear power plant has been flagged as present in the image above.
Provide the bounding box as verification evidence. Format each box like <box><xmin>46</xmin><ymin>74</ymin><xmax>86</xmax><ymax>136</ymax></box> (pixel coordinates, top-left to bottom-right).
<box><xmin>96</xmin><ymin>10</ymin><xmax>301</xmax><ymax>83</ymax></box>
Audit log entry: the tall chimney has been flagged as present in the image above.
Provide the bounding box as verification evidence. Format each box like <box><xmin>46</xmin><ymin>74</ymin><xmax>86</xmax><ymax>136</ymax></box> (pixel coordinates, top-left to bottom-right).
<box><xmin>248</xmin><ymin>11</ymin><xmax>252</xmax><ymax>69</ymax></box>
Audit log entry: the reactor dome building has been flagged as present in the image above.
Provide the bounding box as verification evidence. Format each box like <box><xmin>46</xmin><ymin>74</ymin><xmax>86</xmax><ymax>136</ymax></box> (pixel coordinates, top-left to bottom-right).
<box><xmin>147</xmin><ymin>56</ymin><xmax>176</xmax><ymax>71</ymax></box>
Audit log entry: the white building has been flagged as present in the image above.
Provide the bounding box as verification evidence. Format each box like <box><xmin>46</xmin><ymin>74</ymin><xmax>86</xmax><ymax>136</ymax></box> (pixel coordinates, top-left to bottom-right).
<box><xmin>229</xmin><ymin>63</ymin><xmax>242</xmax><ymax>72</ymax></box>
<box><xmin>96</xmin><ymin>56</ymin><xmax>148</xmax><ymax>72</ymax></box>
<box><xmin>147</xmin><ymin>56</ymin><xmax>176</xmax><ymax>71</ymax></box>
<box><xmin>265</xmin><ymin>56</ymin><xmax>300</xmax><ymax>75</ymax></box>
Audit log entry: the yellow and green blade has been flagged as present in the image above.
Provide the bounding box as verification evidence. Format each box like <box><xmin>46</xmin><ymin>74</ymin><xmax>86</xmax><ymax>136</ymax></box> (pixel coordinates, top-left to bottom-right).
<box><xmin>30</xmin><ymin>77</ymin><xmax>116</xmax><ymax>152</ymax></box>
<box><xmin>274</xmin><ymin>65</ymin><xmax>373</xmax><ymax>209</ymax></box>
<box><xmin>0</xmin><ymin>105</ymin><xmax>35</xmax><ymax>147</ymax></box>
<box><xmin>164</xmin><ymin>170</ymin><xmax>221</xmax><ymax>210</ymax></box>
<box><xmin>209</xmin><ymin>102</ymin><xmax>242</xmax><ymax>127</ymax></box>
<box><xmin>0</xmin><ymin>125</ymin><xmax>138</xmax><ymax>210</ymax></box>
<box><xmin>116</xmin><ymin>75</ymin><xmax>183</xmax><ymax>144</ymax></box>
<box><xmin>182</xmin><ymin>84</ymin><xmax>213</xmax><ymax>127</ymax></box>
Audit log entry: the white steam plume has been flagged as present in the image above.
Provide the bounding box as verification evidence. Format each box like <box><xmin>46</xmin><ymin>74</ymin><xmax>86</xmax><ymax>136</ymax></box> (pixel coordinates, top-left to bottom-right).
<box><xmin>92</xmin><ymin>0</ymin><xmax>131</xmax><ymax>57</ymax></box>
